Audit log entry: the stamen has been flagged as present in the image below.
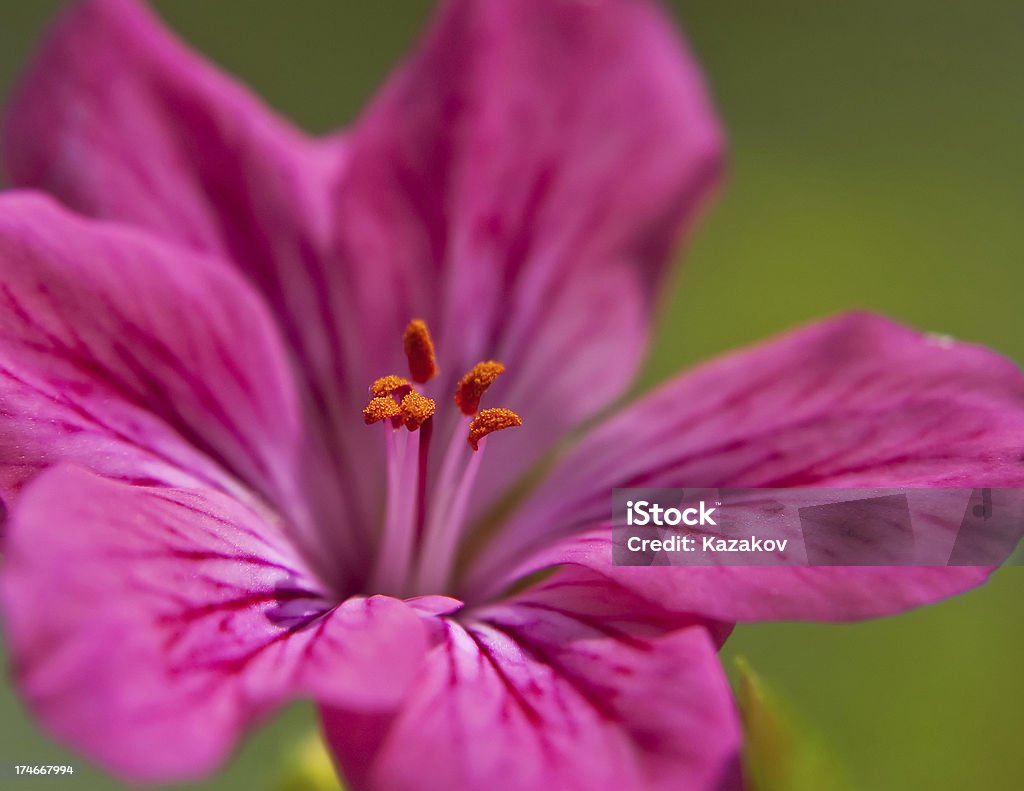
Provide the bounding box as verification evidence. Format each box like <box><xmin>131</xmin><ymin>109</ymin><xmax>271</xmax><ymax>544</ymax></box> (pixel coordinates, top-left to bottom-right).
<box><xmin>454</xmin><ymin>361</ymin><xmax>505</xmax><ymax>415</ymax></box>
<box><xmin>415</xmin><ymin>441</ymin><xmax>485</xmax><ymax>595</ymax></box>
<box><xmin>363</xmin><ymin>319</ymin><xmax>524</xmax><ymax>597</ymax></box>
<box><xmin>400</xmin><ymin>391</ymin><xmax>436</xmax><ymax>431</ymax></box>
<box><xmin>468</xmin><ymin>408</ymin><xmax>523</xmax><ymax>450</ymax></box>
<box><xmin>370</xmin><ymin>374</ymin><xmax>412</xmax><ymax>398</ymax></box>
<box><xmin>412</xmin><ymin>415</ymin><xmax>475</xmax><ymax>595</ymax></box>
<box><xmin>403</xmin><ymin>319</ymin><xmax>439</xmax><ymax>384</ymax></box>
<box><xmin>363</xmin><ymin>396</ymin><xmax>401</xmax><ymax>425</ymax></box>
<box><xmin>369</xmin><ymin>428</ymin><xmax>420</xmax><ymax>596</ymax></box>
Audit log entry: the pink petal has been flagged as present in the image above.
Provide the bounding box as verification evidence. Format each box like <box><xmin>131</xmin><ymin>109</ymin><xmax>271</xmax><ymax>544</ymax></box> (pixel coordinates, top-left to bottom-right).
<box><xmin>0</xmin><ymin>195</ymin><xmax>315</xmax><ymax>523</ymax></box>
<box><xmin>501</xmin><ymin>565</ymin><xmax>736</xmax><ymax>649</ymax></box>
<box><xmin>0</xmin><ymin>195</ymin><xmax>360</xmax><ymax>571</ymax></box>
<box><xmin>332</xmin><ymin>0</ymin><xmax>723</xmax><ymax>502</ymax></box>
<box><xmin>468</xmin><ymin>313</ymin><xmax>1024</xmax><ymax>620</ymax></box>
<box><xmin>1</xmin><ymin>465</ymin><xmax>428</xmax><ymax>783</ymax></box>
<box><xmin>3</xmin><ymin>0</ymin><xmax>339</xmax><ymax>278</ymax></box>
<box><xmin>323</xmin><ymin>583</ymin><xmax>740</xmax><ymax>791</ymax></box>
<box><xmin>0</xmin><ymin>0</ymin><xmax>379</xmax><ymax>536</ymax></box>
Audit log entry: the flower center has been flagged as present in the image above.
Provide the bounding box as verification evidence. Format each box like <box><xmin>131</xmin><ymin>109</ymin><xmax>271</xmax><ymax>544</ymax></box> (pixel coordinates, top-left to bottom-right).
<box><xmin>362</xmin><ymin>319</ymin><xmax>522</xmax><ymax>598</ymax></box>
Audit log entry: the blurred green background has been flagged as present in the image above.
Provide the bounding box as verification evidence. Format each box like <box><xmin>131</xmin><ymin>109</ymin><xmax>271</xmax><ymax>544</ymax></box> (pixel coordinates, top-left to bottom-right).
<box><xmin>1</xmin><ymin>1</ymin><xmax>1021</xmax><ymax>789</ymax></box>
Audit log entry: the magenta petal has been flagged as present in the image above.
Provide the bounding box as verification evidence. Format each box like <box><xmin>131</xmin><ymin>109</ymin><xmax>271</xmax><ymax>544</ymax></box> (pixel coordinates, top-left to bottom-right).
<box><xmin>0</xmin><ymin>0</ymin><xmax>381</xmax><ymax>534</ymax></box>
<box><xmin>469</xmin><ymin>313</ymin><xmax>1024</xmax><ymax>620</ymax></box>
<box><xmin>2</xmin><ymin>0</ymin><xmax>339</xmax><ymax>272</ymax></box>
<box><xmin>323</xmin><ymin>601</ymin><xmax>740</xmax><ymax>791</ymax></box>
<box><xmin>499</xmin><ymin>565</ymin><xmax>735</xmax><ymax>649</ymax></box>
<box><xmin>0</xmin><ymin>194</ymin><xmax>309</xmax><ymax>517</ymax></box>
<box><xmin>500</xmin><ymin>531</ymin><xmax>991</xmax><ymax>623</ymax></box>
<box><xmin>334</xmin><ymin>0</ymin><xmax>723</xmax><ymax>501</ymax></box>
<box><xmin>1</xmin><ymin>466</ymin><xmax>428</xmax><ymax>783</ymax></box>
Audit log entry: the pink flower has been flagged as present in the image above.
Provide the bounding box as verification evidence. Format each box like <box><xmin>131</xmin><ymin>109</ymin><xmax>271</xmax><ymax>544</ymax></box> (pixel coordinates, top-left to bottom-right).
<box><xmin>1</xmin><ymin>0</ymin><xmax>1022</xmax><ymax>788</ymax></box>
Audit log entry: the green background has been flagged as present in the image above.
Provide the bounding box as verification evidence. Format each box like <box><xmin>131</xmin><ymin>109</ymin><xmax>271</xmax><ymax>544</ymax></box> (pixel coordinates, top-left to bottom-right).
<box><xmin>1</xmin><ymin>2</ymin><xmax>1022</xmax><ymax>789</ymax></box>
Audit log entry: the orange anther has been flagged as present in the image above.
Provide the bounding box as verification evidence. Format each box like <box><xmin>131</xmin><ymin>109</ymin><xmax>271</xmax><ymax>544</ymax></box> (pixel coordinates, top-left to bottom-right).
<box><xmin>370</xmin><ymin>375</ymin><xmax>412</xmax><ymax>398</ymax></box>
<box><xmin>403</xmin><ymin>319</ymin><xmax>439</xmax><ymax>384</ymax></box>
<box><xmin>454</xmin><ymin>361</ymin><xmax>505</xmax><ymax>415</ymax></box>
<box><xmin>400</xmin><ymin>391</ymin><xmax>436</xmax><ymax>431</ymax></box>
<box><xmin>467</xmin><ymin>408</ymin><xmax>523</xmax><ymax>450</ymax></box>
<box><xmin>363</xmin><ymin>396</ymin><xmax>402</xmax><ymax>425</ymax></box>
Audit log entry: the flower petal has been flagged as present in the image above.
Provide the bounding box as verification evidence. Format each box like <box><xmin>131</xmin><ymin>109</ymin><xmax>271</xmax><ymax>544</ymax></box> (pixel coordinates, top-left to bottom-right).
<box><xmin>2</xmin><ymin>0</ymin><xmax>339</xmax><ymax>279</ymax></box>
<box><xmin>333</xmin><ymin>0</ymin><xmax>723</xmax><ymax>500</ymax></box>
<box><xmin>501</xmin><ymin>565</ymin><xmax>736</xmax><ymax>649</ymax></box>
<box><xmin>323</xmin><ymin>586</ymin><xmax>741</xmax><ymax>791</ymax></box>
<box><xmin>468</xmin><ymin>313</ymin><xmax>1024</xmax><ymax>620</ymax></box>
<box><xmin>0</xmin><ymin>195</ymin><xmax>293</xmax><ymax>491</ymax></box>
<box><xmin>0</xmin><ymin>0</ymin><xmax>379</xmax><ymax>536</ymax></box>
<box><xmin>0</xmin><ymin>194</ymin><xmax>360</xmax><ymax>556</ymax></box>
<box><xmin>1</xmin><ymin>465</ymin><xmax>428</xmax><ymax>783</ymax></box>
